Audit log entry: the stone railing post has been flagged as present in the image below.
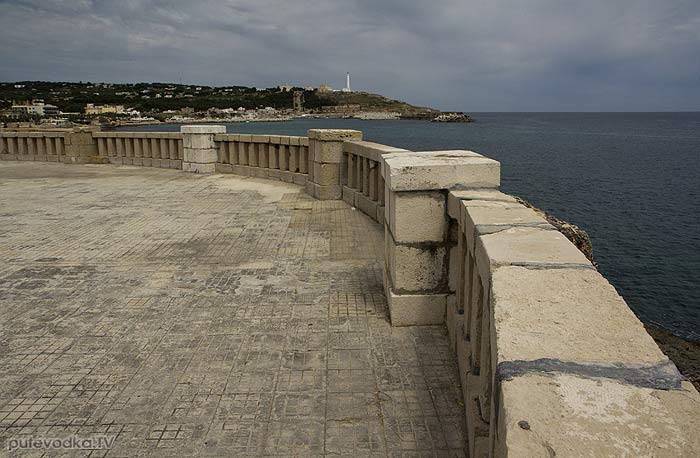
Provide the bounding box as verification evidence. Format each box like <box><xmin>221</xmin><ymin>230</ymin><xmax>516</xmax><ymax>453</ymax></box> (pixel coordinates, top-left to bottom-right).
<box><xmin>181</xmin><ymin>125</ymin><xmax>226</xmax><ymax>173</ymax></box>
<box><xmin>306</xmin><ymin>129</ymin><xmax>362</xmax><ymax>200</ymax></box>
<box><xmin>63</xmin><ymin>127</ymin><xmax>103</xmax><ymax>164</ymax></box>
<box><xmin>382</xmin><ymin>150</ymin><xmax>500</xmax><ymax>326</ymax></box>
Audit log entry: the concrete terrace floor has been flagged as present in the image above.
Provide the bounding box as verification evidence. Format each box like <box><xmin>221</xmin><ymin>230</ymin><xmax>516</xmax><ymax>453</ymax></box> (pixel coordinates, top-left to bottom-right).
<box><xmin>0</xmin><ymin>162</ymin><xmax>465</xmax><ymax>457</ymax></box>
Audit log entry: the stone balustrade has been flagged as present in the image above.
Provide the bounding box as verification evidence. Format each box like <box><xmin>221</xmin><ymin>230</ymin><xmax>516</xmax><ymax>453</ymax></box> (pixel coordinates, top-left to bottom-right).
<box><xmin>213</xmin><ymin>132</ymin><xmax>309</xmax><ymax>185</ymax></box>
<box><xmin>0</xmin><ymin>129</ymin><xmax>79</xmax><ymax>163</ymax></box>
<box><xmin>1</xmin><ymin>125</ymin><xmax>699</xmax><ymax>456</ymax></box>
<box><xmin>93</xmin><ymin>131</ymin><xmax>184</xmax><ymax>169</ymax></box>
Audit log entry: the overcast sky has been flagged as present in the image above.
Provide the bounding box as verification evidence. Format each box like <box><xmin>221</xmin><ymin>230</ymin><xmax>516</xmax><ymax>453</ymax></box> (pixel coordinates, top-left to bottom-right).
<box><xmin>1</xmin><ymin>0</ymin><xmax>699</xmax><ymax>111</ymax></box>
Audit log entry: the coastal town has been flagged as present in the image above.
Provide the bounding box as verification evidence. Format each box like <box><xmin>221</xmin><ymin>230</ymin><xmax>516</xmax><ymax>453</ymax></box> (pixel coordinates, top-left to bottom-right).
<box><xmin>0</xmin><ymin>79</ymin><xmax>473</xmax><ymax>128</ymax></box>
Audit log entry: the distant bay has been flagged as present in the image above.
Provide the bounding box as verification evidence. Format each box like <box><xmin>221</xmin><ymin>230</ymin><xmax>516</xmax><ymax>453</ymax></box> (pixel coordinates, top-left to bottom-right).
<box><xmin>120</xmin><ymin>112</ymin><xmax>700</xmax><ymax>342</ymax></box>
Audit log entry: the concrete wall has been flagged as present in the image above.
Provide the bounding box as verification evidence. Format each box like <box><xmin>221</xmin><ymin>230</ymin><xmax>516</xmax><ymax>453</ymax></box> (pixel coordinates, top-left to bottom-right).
<box><xmin>2</xmin><ymin>126</ymin><xmax>700</xmax><ymax>456</ymax></box>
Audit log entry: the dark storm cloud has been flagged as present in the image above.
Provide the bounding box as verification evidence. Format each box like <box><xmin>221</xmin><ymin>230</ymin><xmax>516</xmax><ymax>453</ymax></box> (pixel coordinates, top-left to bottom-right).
<box><xmin>1</xmin><ymin>0</ymin><xmax>699</xmax><ymax>110</ymax></box>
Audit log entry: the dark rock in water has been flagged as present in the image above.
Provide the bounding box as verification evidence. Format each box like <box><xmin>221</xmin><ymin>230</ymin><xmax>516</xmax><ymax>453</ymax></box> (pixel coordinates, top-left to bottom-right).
<box><xmin>646</xmin><ymin>325</ymin><xmax>700</xmax><ymax>391</ymax></box>
<box><xmin>431</xmin><ymin>112</ymin><xmax>474</xmax><ymax>123</ymax></box>
<box><xmin>514</xmin><ymin>197</ymin><xmax>594</xmax><ymax>263</ymax></box>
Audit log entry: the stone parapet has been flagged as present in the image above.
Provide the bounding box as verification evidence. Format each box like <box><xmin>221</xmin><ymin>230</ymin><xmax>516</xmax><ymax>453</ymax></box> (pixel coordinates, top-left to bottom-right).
<box><xmin>306</xmin><ymin>129</ymin><xmax>362</xmax><ymax>200</ymax></box>
<box><xmin>181</xmin><ymin>125</ymin><xmax>226</xmax><ymax>174</ymax></box>
<box><xmin>382</xmin><ymin>150</ymin><xmax>499</xmax><ymax>326</ymax></box>
<box><xmin>445</xmin><ymin>188</ymin><xmax>700</xmax><ymax>458</ymax></box>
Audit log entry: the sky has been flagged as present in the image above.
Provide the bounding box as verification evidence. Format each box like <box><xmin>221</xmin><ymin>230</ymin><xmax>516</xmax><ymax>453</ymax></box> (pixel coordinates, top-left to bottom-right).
<box><xmin>1</xmin><ymin>0</ymin><xmax>699</xmax><ymax>111</ymax></box>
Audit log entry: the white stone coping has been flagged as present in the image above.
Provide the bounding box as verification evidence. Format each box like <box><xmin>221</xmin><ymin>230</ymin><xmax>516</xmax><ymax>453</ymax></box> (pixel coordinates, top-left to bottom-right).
<box><xmin>92</xmin><ymin>132</ymin><xmax>183</xmax><ymax>139</ymax></box>
<box><xmin>383</xmin><ymin>150</ymin><xmax>500</xmax><ymax>191</ymax></box>
<box><xmin>213</xmin><ymin>134</ymin><xmax>309</xmax><ymax>146</ymax></box>
<box><xmin>180</xmin><ymin>125</ymin><xmax>226</xmax><ymax>134</ymax></box>
<box><xmin>343</xmin><ymin>140</ymin><xmax>410</xmax><ymax>162</ymax></box>
<box><xmin>0</xmin><ymin>131</ymin><xmax>69</xmax><ymax>138</ymax></box>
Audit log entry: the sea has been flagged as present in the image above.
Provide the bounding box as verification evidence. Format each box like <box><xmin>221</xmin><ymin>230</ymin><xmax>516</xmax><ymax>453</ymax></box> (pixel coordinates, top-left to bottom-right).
<box><xmin>120</xmin><ymin>113</ymin><xmax>700</xmax><ymax>342</ymax></box>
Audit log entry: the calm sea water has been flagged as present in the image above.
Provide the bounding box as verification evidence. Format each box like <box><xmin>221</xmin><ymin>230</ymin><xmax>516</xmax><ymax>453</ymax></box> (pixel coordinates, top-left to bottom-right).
<box><xmin>121</xmin><ymin>113</ymin><xmax>700</xmax><ymax>341</ymax></box>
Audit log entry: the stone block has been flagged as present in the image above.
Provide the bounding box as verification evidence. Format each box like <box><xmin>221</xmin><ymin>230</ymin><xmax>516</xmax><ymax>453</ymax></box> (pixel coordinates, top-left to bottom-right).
<box><xmin>307</xmin><ymin>129</ymin><xmax>362</xmax><ymax>142</ymax></box>
<box><xmin>181</xmin><ymin>125</ymin><xmax>226</xmax><ymax>134</ymax></box>
<box><xmin>388</xmin><ymin>190</ymin><xmax>447</xmax><ymax>243</ymax></box>
<box><xmin>305</xmin><ymin>182</ymin><xmax>342</xmax><ymax>200</ymax></box>
<box><xmin>355</xmin><ymin>192</ymin><xmax>379</xmax><ymax>220</ymax></box>
<box><xmin>170</xmin><ymin>160</ymin><xmax>182</xmax><ymax>170</ymax></box>
<box><xmin>497</xmin><ymin>374</ymin><xmax>700</xmax><ymax>458</ymax></box>
<box><xmin>376</xmin><ymin>205</ymin><xmax>385</xmax><ymax>225</ymax></box>
<box><xmin>383</xmin><ymin>150</ymin><xmax>500</xmax><ymax>191</ymax></box>
<box><xmin>231</xmin><ymin>165</ymin><xmax>250</xmax><ymax>177</ymax></box>
<box><xmin>311</xmin><ymin>140</ymin><xmax>345</xmax><ymax>163</ymax></box>
<box><xmin>292</xmin><ymin>173</ymin><xmax>306</xmax><ymax>186</ymax></box>
<box><xmin>386</xmin><ymin>286</ymin><xmax>447</xmax><ymax>326</ymax></box>
<box><xmin>268</xmin><ymin>169</ymin><xmax>281</xmax><ymax>179</ymax></box>
<box><xmin>184</xmin><ymin>148</ymin><xmax>218</xmax><ymax>164</ymax></box>
<box><xmin>491</xmin><ymin>265</ymin><xmax>669</xmax><ymax>365</ymax></box>
<box><xmin>342</xmin><ymin>186</ymin><xmax>357</xmax><ymax>207</ymax></box>
<box><xmin>476</xmin><ymin>226</ymin><xmax>591</xmax><ymax>281</ymax></box>
<box><xmin>461</xmin><ymin>204</ymin><xmax>551</xmax><ymax>254</ymax></box>
<box><xmin>216</xmin><ymin>163</ymin><xmax>233</xmax><ymax>174</ymax></box>
<box><xmin>312</xmin><ymin>161</ymin><xmax>341</xmax><ymax>185</ymax></box>
<box><xmin>448</xmin><ymin>189</ymin><xmax>519</xmax><ymax>219</ymax></box>
<box><xmin>344</xmin><ymin>140</ymin><xmax>409</xmax><ymax>162</ymax></box>
<box><xmin>183</xmin><ymin>134</ymin><xmax>217</xmax><ymax>149</ymax></box>
<box><xmin>251</xmin><ymin>134</ymin><xmax>269</xmax><ymax>143</ymax></box>
<box><xmin>386</xmin><ymin>227</ymin><xmax>448</xmax><ymax>293</ymax></box>
<box><xmin>279</xmin><ymin>171</ymin><xmax>294</xmax><ymax>183</ymax></box>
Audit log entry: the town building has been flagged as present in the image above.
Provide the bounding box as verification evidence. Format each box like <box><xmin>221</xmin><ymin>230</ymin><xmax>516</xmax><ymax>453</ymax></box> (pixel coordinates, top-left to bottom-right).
<box><xmin>85</xmin><ymin>103</ymin><xmax>126</xmax><ymax>115</ymax></box>
<box><xmin>10</xmin><ymin>101</ymin><xmax>60</xmax><ymax>117</ymax></box>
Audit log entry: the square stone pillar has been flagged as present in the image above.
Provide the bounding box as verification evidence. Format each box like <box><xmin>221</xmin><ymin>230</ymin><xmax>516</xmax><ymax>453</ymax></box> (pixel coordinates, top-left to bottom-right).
<box><xmin>305</xmin><ymin>129</ymin><xmax>362</xmax><ymax>200</ymax></box>
<box><xmin>63</xmin><ymin>127</ymin><xmax>104</xmax><ymax>164</ymax></box>
<box><xmin>181</xmin><ymin>125</ymin><xmax>226</xmax><ymax>173</ymax></box>
<box><xmin>383</xmin><ymin>150</ymin><xmax>500</xmax><ymax>326</ymax></box>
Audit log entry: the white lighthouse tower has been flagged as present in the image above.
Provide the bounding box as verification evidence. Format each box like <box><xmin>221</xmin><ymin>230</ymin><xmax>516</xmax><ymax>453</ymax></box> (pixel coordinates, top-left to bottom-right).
<box><xmin>342</xmin><ymin>72</ymin><xmax>351</xmax><ymax>92</ymax></box>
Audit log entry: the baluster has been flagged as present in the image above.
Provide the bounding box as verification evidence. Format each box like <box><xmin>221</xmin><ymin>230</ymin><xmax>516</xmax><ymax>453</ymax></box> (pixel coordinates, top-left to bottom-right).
<box><xmin>36</xmin><ymin>136</ymin><xmax>46</xmax><ymax>158</ymax></box>
<box><xmin>169</xmin><ymin>139</ymin><xmax>177</xmax><ymax>160</ymax></box>
<box><xmin>258</xmin><ymin>142</ymin><xmax>268</xmax><ymax>168</ymax></box>
<box><xmin>56</xmin><ymin>137</ymin><xmax>65</xmax><ymax>156</ymax></box>
<box><xmin>106</xmin><ymin>137</ymin><xmax>115</xmax><ymax>157</ymax></box>
<box><xmin>289</xmin><ymin>145</ymin><xmax>298</xmax><ymax>172</ymax></box>
<box><xmin>241</xmin><ymin>142</ymin><xmax>250</xmax><ymax>165</ymax></box>
<box><xmin>278</xmin><ymin>144</ymin><xmax>288</xmax><ymax>171</ymax></box>
<box><xmin>269</xmin><ymin>144</ymin><xmax>278</xmax><ymax>169</ymax></box>
<box><xmin>229</xmin><ymin>142</ymin><xmax>238</xmax><ymax>165</ymax></box>
<box><xmin>299</xmin><ymin>146</ymin><xmax>308</xmax><ymax>174</ymax></box>
<box><xmin>46</xmin><ymin>137</ymin><xmax>56</xmax><ymax>161</ymax></box>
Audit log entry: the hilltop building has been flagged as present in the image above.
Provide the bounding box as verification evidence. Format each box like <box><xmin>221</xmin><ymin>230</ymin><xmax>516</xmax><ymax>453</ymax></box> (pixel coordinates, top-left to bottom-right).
<box><xmin>10</xmin><ymin>101</ymin><xmax>60</xmax><ymax>117</ymax></box>
<box><xmin>85</xmin><ymin>103</ymin><xmax>125</xmax><ymax>115</ymax></box>
<box><xmin>317</xmin><ymin>85</ymin><xmax>333</xmax><ymax>93</ymax></box>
